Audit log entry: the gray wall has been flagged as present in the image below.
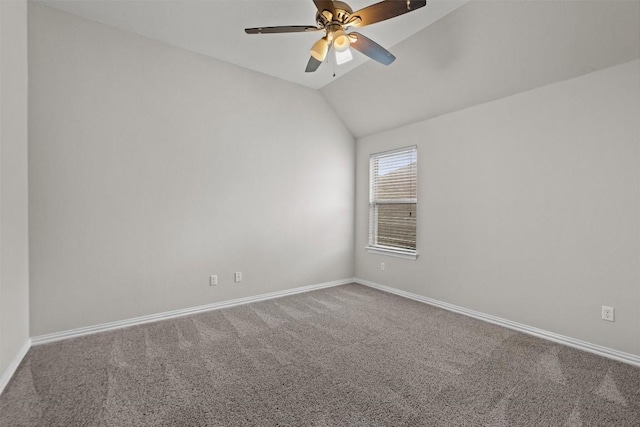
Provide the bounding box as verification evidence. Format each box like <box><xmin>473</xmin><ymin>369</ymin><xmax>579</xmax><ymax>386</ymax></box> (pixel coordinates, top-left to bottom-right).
<box><xmin>20</xmin><ymin>2</ymin><xmax>640</xmax><ymax>361</ymax></box>
<box><xmin>355</xmin><ymin>60</ymin><xmax>640</xmax><ymax>356</ymax></box>
<box><xmin>0</xmin><ymin>0</ymin><xmax>30</xmax><ymax>379</ymax></box>
<box><xmin>28</xmin><ymin>4</ymin><xmax>355</xmax><ymax>336</ymax></box>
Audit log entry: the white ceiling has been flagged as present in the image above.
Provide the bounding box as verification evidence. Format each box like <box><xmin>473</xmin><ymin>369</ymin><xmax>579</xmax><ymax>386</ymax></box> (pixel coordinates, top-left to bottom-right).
<box><xmin>321</xmin><ymin>0</ymin><xmax>640</xmax><ymax>137</ymax></box>
<box><xmin>36</xmin><ymin>0</ymin><xmax>640</xmax><ymax>138</ymax></box>
<box><xmin>39</xmin><ymin>0</ymin><xmax>469</xmax><ymax>89</ymax></box>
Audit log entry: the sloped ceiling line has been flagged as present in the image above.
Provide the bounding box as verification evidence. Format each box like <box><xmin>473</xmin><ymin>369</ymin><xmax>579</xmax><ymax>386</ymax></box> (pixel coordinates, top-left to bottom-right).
<box><xmin>39</xmin><ymin>1</ymin><xmax>640</xmax><ymax>137</ymax></box>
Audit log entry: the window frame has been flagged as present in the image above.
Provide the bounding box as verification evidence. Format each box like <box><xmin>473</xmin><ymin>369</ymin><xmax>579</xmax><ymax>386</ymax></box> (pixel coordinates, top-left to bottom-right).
<box><xmin>366</xmin><ymin>146</ymin><xmax>418</xmax><ymax>260</ymax></box>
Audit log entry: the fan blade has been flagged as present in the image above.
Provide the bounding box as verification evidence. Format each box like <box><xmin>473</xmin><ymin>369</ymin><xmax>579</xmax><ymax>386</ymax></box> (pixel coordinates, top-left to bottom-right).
<box><xmin>349</xmin><ymin>32</ymin><xmax>395</xmax><ymax>65</ymax></box>
<box><xmin>305</xmin><ymin>56</ymin><xmax>323</xmax><ymax>72</ymax></box>
<box><xmin>245</xmin><ymin>26</ymin><xmax>320</xmax><ymax>34</ymax></box>
<box><xmin>313</xmin><ymin>0</ymin><xmax>336</xmax><ymax>17</ymax></box>
<box><xmin>349</xmin><ymin>0</ymin><xmax>427</xmax><ymax>28</ymax></box>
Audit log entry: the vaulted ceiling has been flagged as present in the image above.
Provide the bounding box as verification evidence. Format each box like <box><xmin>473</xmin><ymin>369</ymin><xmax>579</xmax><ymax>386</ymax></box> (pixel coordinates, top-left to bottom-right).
<box><xmin>39</xmin><ymin>0</ymin><xmax>640</xmax><ymax>138</ymax></box>
<box><xmin>321</xmin><ymin>0</ymin><xmax>640</xmax><ymax>137</ymax></box>
<box><xmin>39</xmin><ymin>0</ymin><xmax>469</xmax><ymax>89</ymax></box>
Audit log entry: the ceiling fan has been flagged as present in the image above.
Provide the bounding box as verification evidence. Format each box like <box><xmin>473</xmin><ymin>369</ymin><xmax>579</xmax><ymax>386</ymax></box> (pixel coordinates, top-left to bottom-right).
<box><xmin>245</xmin><ymin>0</ymin><xmax>427</xmax><ymax>72</ymax></box>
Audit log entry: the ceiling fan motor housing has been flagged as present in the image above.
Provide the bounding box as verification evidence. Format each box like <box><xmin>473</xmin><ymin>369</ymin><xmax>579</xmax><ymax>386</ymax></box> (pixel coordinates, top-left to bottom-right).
<box><xmin>316</xmin><ymin>1</ymin><xmax>353</xmax><ymax>28</ymax></box>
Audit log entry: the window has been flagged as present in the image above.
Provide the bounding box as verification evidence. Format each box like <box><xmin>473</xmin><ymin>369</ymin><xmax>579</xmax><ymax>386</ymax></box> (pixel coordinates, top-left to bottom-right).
<box><xmin>367</xmin><ymin>146</ymin><xmax>418</xmax><ymax>259</ymax></box>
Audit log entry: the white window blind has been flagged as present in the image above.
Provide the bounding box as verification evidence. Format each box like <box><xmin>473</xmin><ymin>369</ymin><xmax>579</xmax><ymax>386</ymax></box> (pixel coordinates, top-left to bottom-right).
<box><xmin>369</xmin><ymin>146</ymin><xmax>417</xmax><ymax>255</ymax></box>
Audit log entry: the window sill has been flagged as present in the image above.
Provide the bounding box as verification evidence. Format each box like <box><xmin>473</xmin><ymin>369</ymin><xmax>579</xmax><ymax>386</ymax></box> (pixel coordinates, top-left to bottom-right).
<box><xmin>365</xmin><ymin>246</ymin><xmax>418</xmax><ymax>260</ymax></box>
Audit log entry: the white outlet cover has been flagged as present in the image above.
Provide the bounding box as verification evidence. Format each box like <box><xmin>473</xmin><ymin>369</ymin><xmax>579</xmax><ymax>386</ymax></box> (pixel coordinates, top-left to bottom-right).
<box><xmin>601</xmin><ymin>305</ymin><xmax>615</xmax><ymax>322</ymax></box>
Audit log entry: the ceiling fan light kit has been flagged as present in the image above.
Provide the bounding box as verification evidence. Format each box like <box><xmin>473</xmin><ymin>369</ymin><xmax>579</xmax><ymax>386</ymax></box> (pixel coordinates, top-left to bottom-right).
<box><xmin>335</xmin><ymin>48</ymin><xmax>354</xmax><ymax>65</ymax></box>
<box><xmin>245</xmin><ymin>0</ymin><xmax>427</xmax><ymax>73</ymax></box>
<box><xmin>310</xmin><ymin>37</ymin><xmax>329</xmax><ymax>61</ymax></box>
<box><xmin>332</xmin><ymin>29</ymin><xmax>351</xmax><ymax>52</ymax></box>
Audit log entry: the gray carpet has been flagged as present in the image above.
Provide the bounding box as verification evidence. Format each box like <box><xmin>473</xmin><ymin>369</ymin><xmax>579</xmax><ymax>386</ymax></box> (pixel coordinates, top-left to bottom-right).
<box><xmin>1</xmin><ymin>283</ymin><xmax>639</xmax><ymax>426</ymax></box>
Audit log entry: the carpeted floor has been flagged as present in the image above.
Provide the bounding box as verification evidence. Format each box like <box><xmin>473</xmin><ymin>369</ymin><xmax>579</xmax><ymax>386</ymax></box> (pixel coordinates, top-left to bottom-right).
<box><xmin>1</xmin><ymin>283</ymin><xmax>639</xmax><ymax>426</ymax></box>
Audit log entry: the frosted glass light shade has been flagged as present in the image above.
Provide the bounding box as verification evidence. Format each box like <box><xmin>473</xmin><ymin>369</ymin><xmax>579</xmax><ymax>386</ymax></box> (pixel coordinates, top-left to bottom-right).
<box><xmin>335</xmin><ymin>48</ymin><xmax>353</xmax><ymax>65</ymax></box>
<box><xmin>333</xmin><ymin>30</ymin><xmax>350</xmax><ymax>52</ymax></box>
<box><xmin>310</xmin><ymin>38</ymin><xmax>329</xmax><ymax>61</ymax></box>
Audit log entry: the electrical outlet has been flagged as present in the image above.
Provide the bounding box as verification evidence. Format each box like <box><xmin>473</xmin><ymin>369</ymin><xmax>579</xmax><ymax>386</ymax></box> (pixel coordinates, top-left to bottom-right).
<box><xmin>380</xmin><ymin>262</ymin><xmax>385</xmax><ymax>271</ymax></box>
<box><xmin>234</xmin><ymin>272</ymin><xmax>242</xmax><ymax>283</ymax></box>
<box><xmin>601</xmin><ymin>305</ymin><xmax>614</xmax><ymax>322</ymax></box>
<box><xmin>209</xmin><ymin>275</ymin><xmax>217</xmax><ymax>286</ymax></box>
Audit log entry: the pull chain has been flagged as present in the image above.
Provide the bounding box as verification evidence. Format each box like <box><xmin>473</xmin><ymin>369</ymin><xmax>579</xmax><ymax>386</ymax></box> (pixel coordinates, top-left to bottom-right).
<box><xmin>332</xmin><ymin>53</ymin><xmax>336</xmax><ymax>78</ymax></box>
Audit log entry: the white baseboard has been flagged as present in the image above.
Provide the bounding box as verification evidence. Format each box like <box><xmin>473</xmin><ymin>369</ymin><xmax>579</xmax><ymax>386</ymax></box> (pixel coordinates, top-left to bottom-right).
<box><xmin>23</xmin><ymin>276</ymin><xmax>639</xmax><ymax>379</ymax></box>
<box><xmin>31</xmin><ymin>278</ymin><xmax>356</xmax><ymax>346</ymax></box>
<box><xmin>0</xmin><ymin>339</ymin><xmax>31</xmax><ymax>395</ymax></box>
<box><xmin>355</xmin><ymin>278</ymin><xmax>640</xmax><ymax>368</ymax></box>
